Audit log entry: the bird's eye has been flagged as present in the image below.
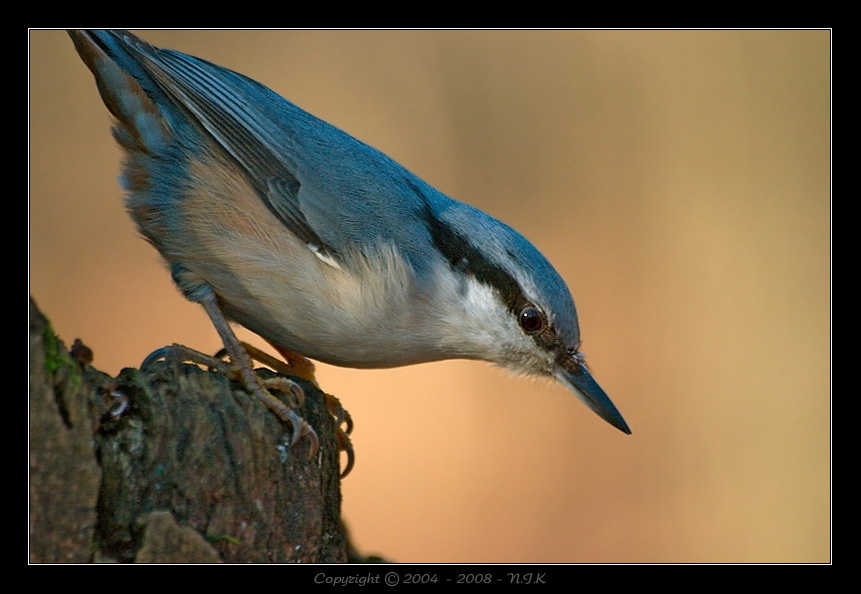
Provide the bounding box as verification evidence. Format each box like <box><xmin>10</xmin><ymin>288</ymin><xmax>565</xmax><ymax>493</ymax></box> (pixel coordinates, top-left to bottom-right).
<box><xmin>519</xmin><ymin>307</ymin><xmax>544</xmax><ymax>333</ymax></box>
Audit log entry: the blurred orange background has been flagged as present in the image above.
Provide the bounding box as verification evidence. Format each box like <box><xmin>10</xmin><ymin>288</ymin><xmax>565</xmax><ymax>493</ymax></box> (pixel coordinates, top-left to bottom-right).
<box><xmin>29</xmin><ymin>30</ymin><xmax>830</xmax><ymax>563</ymax></box>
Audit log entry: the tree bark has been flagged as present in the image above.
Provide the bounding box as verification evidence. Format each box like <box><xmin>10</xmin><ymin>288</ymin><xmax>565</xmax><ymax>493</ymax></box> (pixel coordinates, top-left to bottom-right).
<box><xmin>29</xmin><ymin>296</ymin><xmax>348</xmax><ymax>563</ymax></box>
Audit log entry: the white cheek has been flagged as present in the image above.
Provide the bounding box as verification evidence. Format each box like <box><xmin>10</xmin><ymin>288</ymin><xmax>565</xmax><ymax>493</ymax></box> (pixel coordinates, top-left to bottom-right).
<box><xmin>454</xmin><ymin>278</ymin><xmax>548</xmax><ymax>372</ymax></box>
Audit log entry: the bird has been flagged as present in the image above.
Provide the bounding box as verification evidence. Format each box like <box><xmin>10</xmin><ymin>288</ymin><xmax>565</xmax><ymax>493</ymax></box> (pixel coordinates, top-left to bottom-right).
<box><xmin>68</xmin><ymin>30</ymin><xmax>631</xmax><ymax>473</ymax></box>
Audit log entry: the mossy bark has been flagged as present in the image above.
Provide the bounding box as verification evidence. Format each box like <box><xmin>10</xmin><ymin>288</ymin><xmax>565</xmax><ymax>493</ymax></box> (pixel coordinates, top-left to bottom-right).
<box><xmin>29</xmin><ymin>297</ymin><xmax>348</xmax><ymax>563</ymax></box>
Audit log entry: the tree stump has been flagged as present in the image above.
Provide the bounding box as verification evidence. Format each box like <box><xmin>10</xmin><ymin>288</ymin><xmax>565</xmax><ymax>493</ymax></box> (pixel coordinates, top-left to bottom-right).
<box><xmin>29</xmin><ymin>296</ymin><xmax>348</xmax><ymax>563</ymax></box>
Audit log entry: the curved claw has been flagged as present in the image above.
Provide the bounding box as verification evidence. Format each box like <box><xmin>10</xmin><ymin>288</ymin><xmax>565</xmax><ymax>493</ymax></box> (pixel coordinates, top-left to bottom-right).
<box><xmin>340</xmin><ymin>451</ymin><xmax>355</xmax><ymax>478</ymax></box>
<box><xmin>248</xmin><ymin>377</ymin><xmax>317</xmax><ymax>457</ymax></box>
<box><xmin>141</xmin><ymin>346</ymin><xmax>170</xmax><ymax>370</ymax></box>
<box><xmin>263</xmin><ymin>376</ymin><xmax>305</xmax><ymax>407</ymax></box>
<box><xmin>143</xmin><ymin>288</ymin><xmax>324</xmax><ymax>470</ymax></box>
<box><xmin>337</xmin><ymin>430</ymin><xmax>355</xmax><ymax>478</ymax></box>
<box><xmin>320</xmin><ymin>391</ymin><xmax>355</xmax><ymax>476</ymax></box>
<box><xmin>342</xmin><ymin>410</ymin><xmax>354</xmax><ymax>436</ymax></box>
<box><xmin>147</xmin><ymin>341</ymin><xmax>326</xmax><ymax>468</ymax></box>
<box><xmin>325</xmin><ymin>393</ymin><xmax>354</xmax><ymax>435</ymax></box>
<box><xmin>287</xmin><ymin>412</ymin><xmax>320</xmax><ymax>459</ymax></box>
<box><xmin>226</xmin><ymin>343</ymin><xmax>350</xmax><ymax>471</ymax></box>
<box><xmin>289</xmin><ymin>383</ymin><xmax>305</xmax><ymax>408</ymax></box>
<box><xmin>286</xmin><ymin>410</ymin><xmax>304</xmax><ymax>446</ymax></box>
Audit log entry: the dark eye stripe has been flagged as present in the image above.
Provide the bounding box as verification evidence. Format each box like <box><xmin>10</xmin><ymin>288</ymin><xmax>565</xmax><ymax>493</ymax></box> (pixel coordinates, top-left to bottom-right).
<box><xmin>419</xmin><ymin>205</ymin><xmax>526</xmax><ymax>317</ymax></box>
<box><xmin>410</xmin><ymin>179</ymin><xmax>562</xmax><ymax>352</ymax></box>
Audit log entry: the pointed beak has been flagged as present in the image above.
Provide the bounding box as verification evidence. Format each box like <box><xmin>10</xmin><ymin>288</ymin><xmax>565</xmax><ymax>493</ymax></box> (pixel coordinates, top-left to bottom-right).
<box><xmin>555</xmin><ymin>357</ymin><xmax>631</xmax><ymax>434</ymax></box>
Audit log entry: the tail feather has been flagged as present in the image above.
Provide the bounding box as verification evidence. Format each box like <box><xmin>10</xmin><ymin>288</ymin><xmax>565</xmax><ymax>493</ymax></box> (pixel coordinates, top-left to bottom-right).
<box><xmin>68</xmin><ymin>30</ymin><xmax>171</xmax><ymax>153</ymax></box>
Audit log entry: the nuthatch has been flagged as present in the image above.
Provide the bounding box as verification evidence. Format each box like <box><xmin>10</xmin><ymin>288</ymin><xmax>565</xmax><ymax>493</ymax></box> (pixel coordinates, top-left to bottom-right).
<box><xmin>69</xmin><ymin>30</ymin><xmax>630</xmax><ymax>468</ymax></box>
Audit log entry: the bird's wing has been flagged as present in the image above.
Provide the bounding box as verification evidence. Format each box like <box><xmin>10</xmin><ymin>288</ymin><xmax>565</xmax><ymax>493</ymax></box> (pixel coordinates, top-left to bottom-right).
<box><xmin>72</xmin><ymin>30</ymin><xmax>435</xmax><ymax>265</ymax></box>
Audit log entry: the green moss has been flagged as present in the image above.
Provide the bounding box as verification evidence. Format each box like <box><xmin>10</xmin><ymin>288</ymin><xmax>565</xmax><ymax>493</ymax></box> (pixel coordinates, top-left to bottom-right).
<box><xmin>41</xmin><ymin>322</ymin><xmax>80</xmax><ymax>381</ymax></box>
<box><xmin>207</xmin><ymin>533</ymin><xmax>242</xmax><ymax>546</ymax></box>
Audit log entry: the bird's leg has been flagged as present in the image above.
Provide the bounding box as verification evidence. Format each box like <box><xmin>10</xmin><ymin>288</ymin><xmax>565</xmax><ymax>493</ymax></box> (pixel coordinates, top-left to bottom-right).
<box><xmin>321</xmin><ymin>390</ymin><xmax>355</xmax><ymax>477</ymax></box>
<box><xmin>210</xmin><ymin>337</ymin><xmax>355</xmax><ymax>477</ymax></box>
<box><xmin>237</xmin><ymin>341</ymin><xmax>354</xmax><ymax>438</ymax></box>
<box><xmin>199</xmin><ymin>294</ymin><xmax>319</xmax><ymax>455</ymax></box>
<box><xmin>248</xmin><ymin>341</ymin><xmax>355</xmax><ymax>478</ymax></box>
<box><xmin>195</xmin><ymin>337</ymin><xmax>356</xmax><ymax>477</ymax></box>
<box><xmin>264</xmin><ymin>342</ymin><xmax>353</xmax><ymax>434</ymax></box>
<box><xmin>142</xmin><ymin>292</ymin><xmax>319</xmax><ymax>458</ymax></box>
<box><xmin>265</xmin><ymin>342</ymin><xmax>319</xmax><ymax>385</ymax></box>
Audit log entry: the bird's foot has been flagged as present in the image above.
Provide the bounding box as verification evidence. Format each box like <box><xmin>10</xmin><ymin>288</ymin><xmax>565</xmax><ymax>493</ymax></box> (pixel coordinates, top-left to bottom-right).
<box><xmin>324</xmin><ymin>391</ymin><xmax>355</xmax><ymax>477</ymax></box>
<box><xmin>142</xmin><ymin>343</ymin><xmax>319</xmax><ymax>458</ymax></box>
<box><xmin>213</xmin><ymin>342</ymin><xmax>355</xmax><ymax>477</ymax></box>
